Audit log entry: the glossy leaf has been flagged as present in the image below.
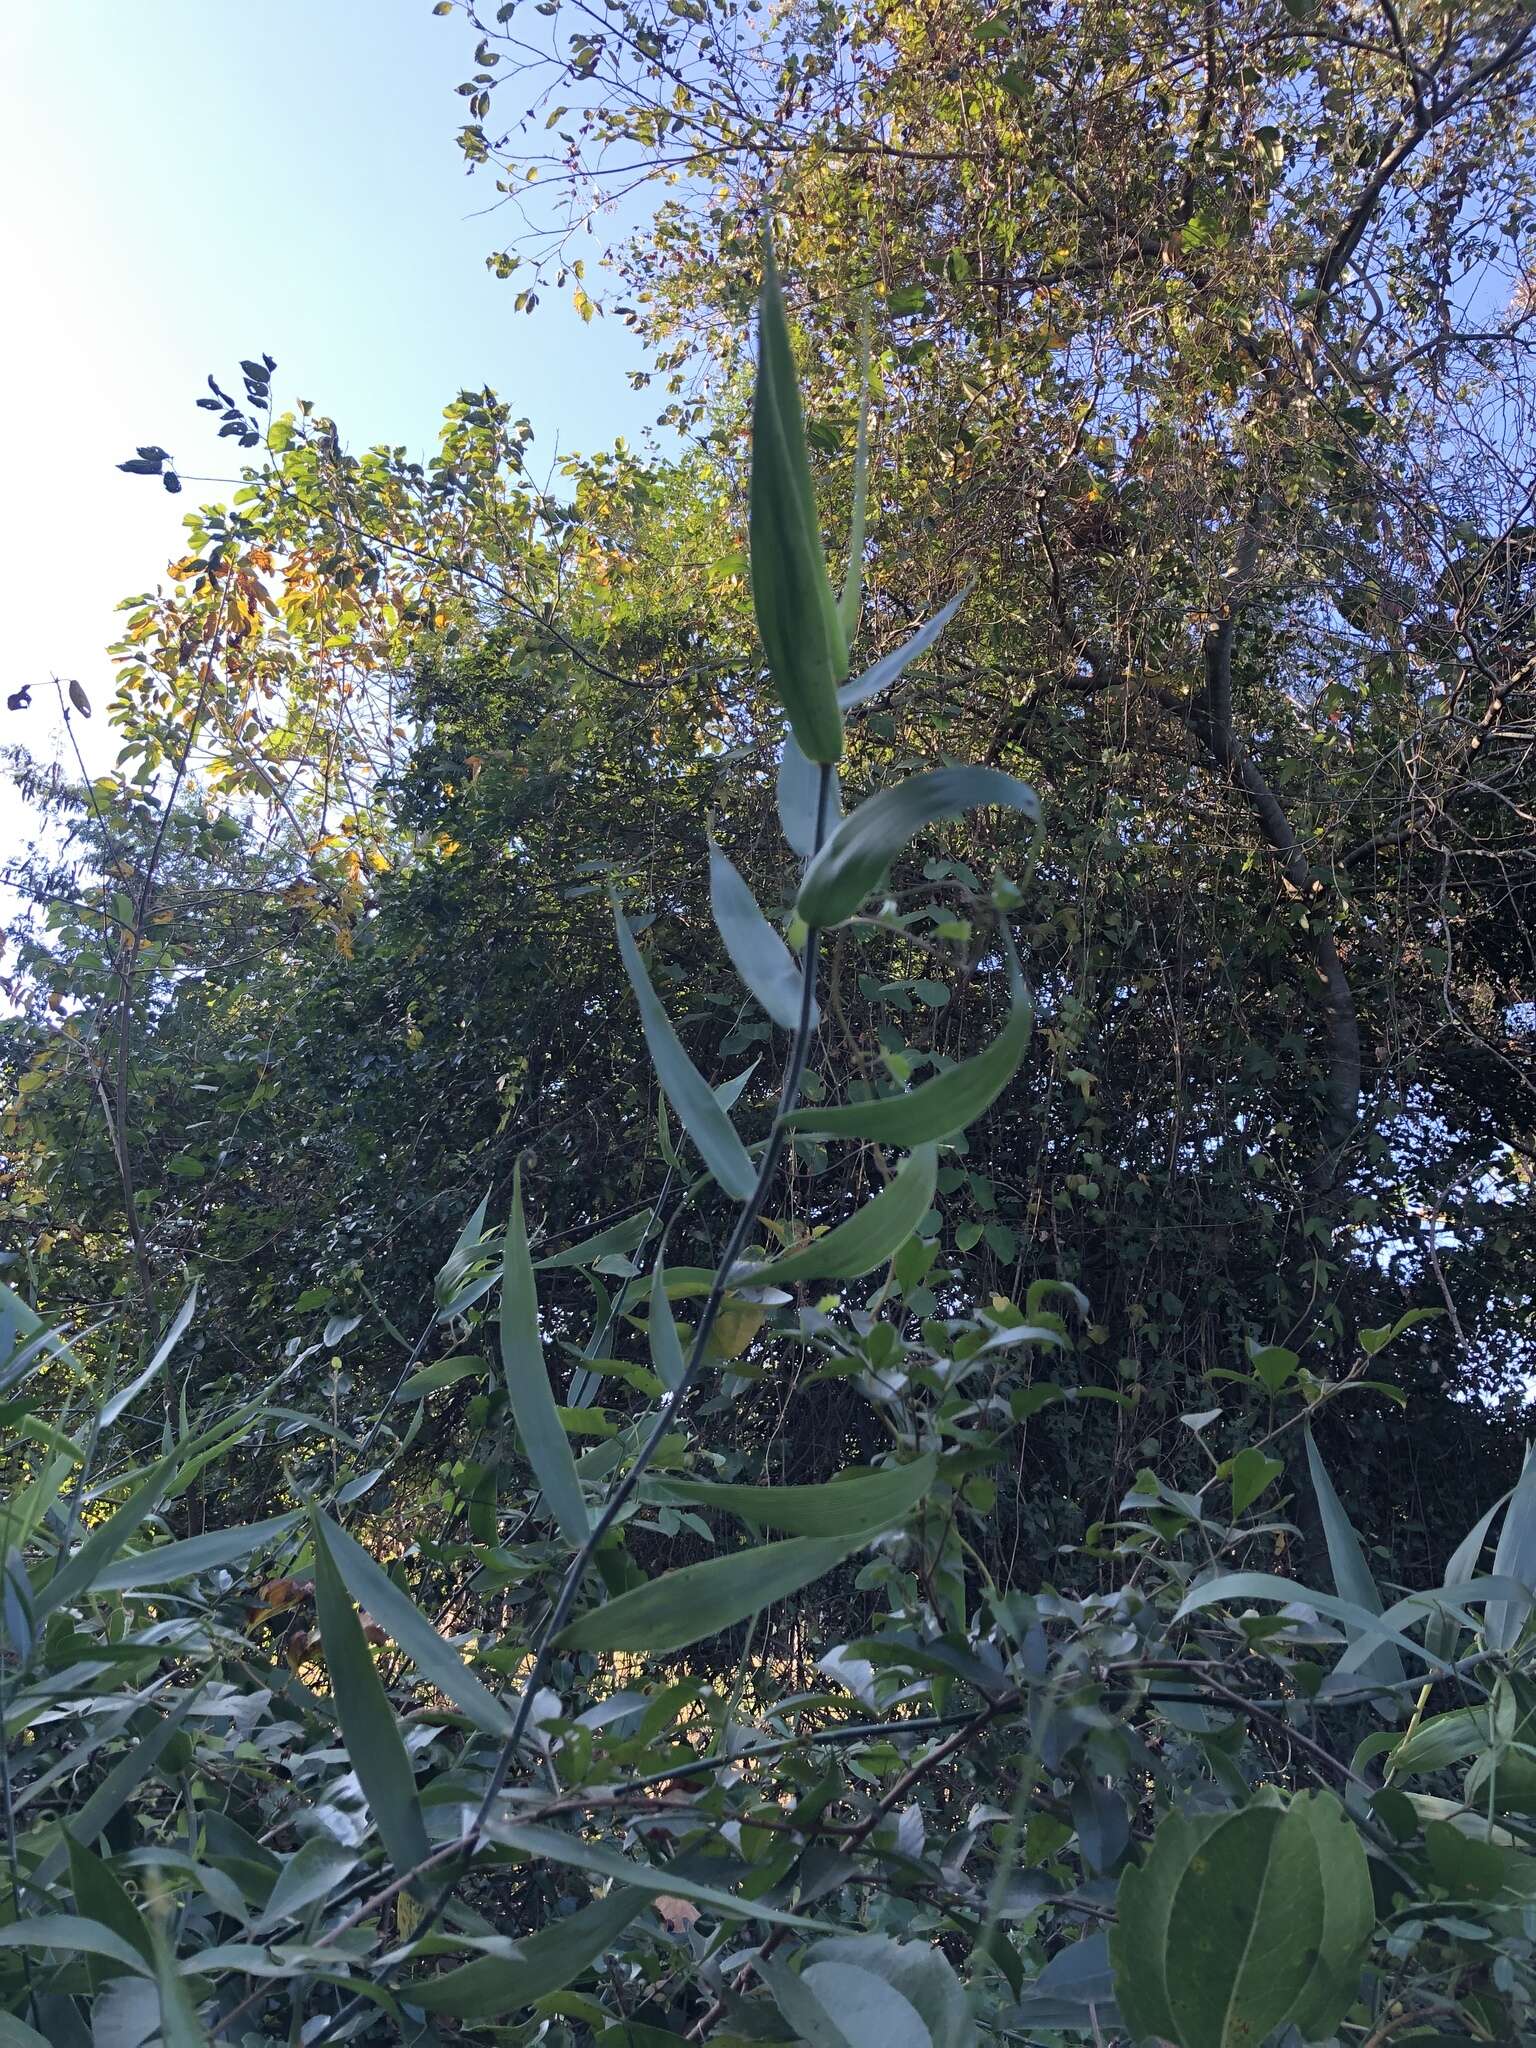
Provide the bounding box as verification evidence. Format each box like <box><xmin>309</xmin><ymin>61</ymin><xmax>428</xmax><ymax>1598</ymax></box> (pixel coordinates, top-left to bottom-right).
<box><xmin>708</xmin><ymin>835</ymin><xmax>817</xmax><ymax>1033</ymax></box>
<box><xmin>797</xmin><ymin>769</ymin><xmax>1040</xmax><ymax>929</ymax></box>
<box><xmin>311</xmin><ymin>1513</ymin><xmax>513</xmax><ymax>1737</ymax></box>
<box><xmin>750</xmin><ymin>237</ymin><xmax>846</xmax><ymax>763</ymax></box>
<box><xmin>731</xmin><ymin>1145</ymin><xmax>937</xmax><ymax>1287</ymax></box>
<box><xmin>611</xmin><ymin>893</ymin><xmax>756</xmax><ymax>1202</ymax></box>
<box><xmin>785</xmin><ymin>969</ymin><xmax>1029</xmax><ymax>1144</ymax></box>
<box><xmin>310</xmin><ymin>1511</ymin><xmax>432</xmax><ymax>1894</ymax></box>
<box><xmin>405</xmin><ymin>1888</ymin><xmax>641</xmax><ymax>2018</ymax></box>
<box><xmin>659</xmin><ymin>1452</ymin><xmax>935</xmax><ymax>1537</ymax></box>
<box><xmin>500</xmin><ymin>1163</ymin><xmax>590</xmax><ymax>1547</ymax></box>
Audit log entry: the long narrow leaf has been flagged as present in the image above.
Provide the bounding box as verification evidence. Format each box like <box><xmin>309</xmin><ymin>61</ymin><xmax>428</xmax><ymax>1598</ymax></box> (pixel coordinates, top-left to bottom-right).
<box><xmin>837</xmin><ymin>590</ymin><xmax>969</xmax><ymax>713</ymax></box>
<box><xmin>611</xmin><ymin>894</ymin><xmax>756</xmax><ymax>1202</ymax></box>
<box><xmin>310</xmin><ymin>1512</ymin><xmax>432</xmax><ymax>1893</ymax></box>
<box><xmin>1175</xmin><ymin>1572</ymin><xmax>1448</xmax><ymax>1671</ymax></box>
<box><xmin>500</xmin><ymin>1164</ymin><xmax>589</xmax><ymax>1548</ymax></box>
<box><xmin>708</xmin><ymin>836</ymin><xmax>817</xmax><ymax>1033</ymax></box>
<box><xmin>837</xmin><ymin>312</ymin><xmax>871</xmax><ymax>653</ymax></box>
<box><xmin>557</xmin><ymin>1533</ymin><xmax>869</xmax><ymax>1655</ymax></box>
<box><xmin>34</xmin><ymin>1690</ymin><xmax>201</xmax><ymax>1887</ymax></box>
<box><xmin>91</xmin><ymin>1512</ymin><xmax>303</xmax><ymax>1594</ymax></box>
<box><xmin>658</xmin><ymin>1452</ymin><xmax>935</xmax><ymax>1538</ymax></box>
<box><xmin>778</xmin><ymin>730</ymin><xmax>841</xmax><ymax>861</ymax></box>
<box><xmin>487</xmin><ymin>1820</ymin><xmax>829</xmax><ymax>1929</ymax></box>
<box><xmin>732</xmin><ymin>1146</ymin><xmax>937</xmax><ymax>1287</ymax></box>
<box><xmin>40</xmin><ymin>1455</ymin><xmax>176</xmax><ymax>1616</ymax></box>
<box><xmin>404</xmin><ymin>1888</ymin><xmax>641</xmax><ymax>2018</ymax></box>
<box><xmin>312</xmin><ymin>1515</ymin><xmax>512</xmax><ymax>1737</ymax></box>
<box><xmin>798</xmin><ymin>769</ymin><xmax>1040</xmax><ymax>929</ymax></box>
<box><xmin>649</xmin><ymin>1253</ymin><xmax>687</xmax><ymax>1393</ymax></box>
<box><xmin>1487</xmin><ymin>1443</ymin><xmax>1536</xmax><ymax>1652</ymax></box>
<box><xmin>786</xmin><ymin>970</ymin><xmax>1029</xmax><ymax>1145</ymax></box>
<box><xmin>1305</xmin><ymin>1431</ymin><xmax>1404</xmax><ymax>1686</ymax></box>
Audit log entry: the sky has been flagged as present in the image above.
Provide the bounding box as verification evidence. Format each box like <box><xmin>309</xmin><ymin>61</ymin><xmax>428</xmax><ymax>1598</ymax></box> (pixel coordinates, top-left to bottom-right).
<box><xmin>0</xmin><ymin>0</ymin><xmax>660</xmax><ymax>791</ymax></box>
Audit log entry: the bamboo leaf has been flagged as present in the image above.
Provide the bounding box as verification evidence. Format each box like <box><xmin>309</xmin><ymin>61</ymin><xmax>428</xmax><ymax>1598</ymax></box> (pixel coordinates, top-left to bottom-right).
<box><xmin>557</xmin><ymin>1532</ymin><xmax>871</xmax><ymax>1655</ymax></box>
<box><xmin>731</xmin><ymin>1146</ymin><xmax>937</xmax><ymax>1287</ymax></box>
<box><xmin>90</xmin><ymin>1512</ymin><xmax>302</xmax><ymax>1595</ymax></box>
<box><xmin>837</xmin><ymin>311</ymin><xmax>871</xmax><ymax>653</ymax></box>
<box><xmin>778</xmin><ymin>730</ymin><xmax>840</xmax><ymax>861</ymax></box>
<box><xmin>1305</xmin><ymin>1430</ymin><xmax>1404</xmax><ymax>1685</ymax></box>
<box><xmin>1487</xmin><ymin>1442</ymin><xmax>1536</xmax><ymax>1652</ymax></box>
<box><xmin>658</xmin><ymin>1452</ymin><xmax>935</xmax><ymax>1537</ymax></box>
<box><xmin>487</xmin><ymin>1821</ymin><xmax>829</xmax><ymax>1929</ymax></box>
<box><xmin>786</xmin><ymin>965</ymin><xmax>1028</xmax><ymax>1144</ymax></box>
<box><xmin>648</xmin><ymin>1253</ymin><xmax>687</xmax><ymax>1392</ymax></box>
<box><xmin>611</xmin><ymin>894</ymin><xmax>756</xmax><ymax>1203</ymax></box>
<box><xmin>500</xmin><ymin>1163</ymin><xmax>590</xmax><ymax>1548</ymax></box>
<box><xmin>404</xmin><ymin>1888</ymin><xmax>641</xmax><ymax>2018</ymax></box>
<box><xmin>708</xmin><ymin>835</ymin><xmax>817</xmax><ymax>1033</ymax></box>
<box><xmin>311</xmin><ymin>1514</ymin><xmax>513</xmax><ymax>1737</ymax></box>
<box><xmin>750</xmin><ymin>236</ymin><xmax>846</xmax><ymax>764</ymax></box>
<box><xmin>837</xmin><ymin>590</ymin><xmax>969</xmax><ymax>713</ymax></box>
<box><xmin>0</xmin><ymin>1918</ymin><xmax>152</xmax><ymax>1975</ymax></box>
<box><xmin>797</xmin><ymin>770</ymin><xmax>1040</xmax><ymax>929</ymax></box>
<box><xmin>310</xmin><ymin>1512</ymin><xmax>432</xmax><ymax>1893</ymax></box>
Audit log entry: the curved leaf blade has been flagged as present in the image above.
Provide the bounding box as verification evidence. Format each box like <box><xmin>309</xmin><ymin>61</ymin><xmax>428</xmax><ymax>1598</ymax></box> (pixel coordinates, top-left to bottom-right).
<box><xmin>750</xmin><ymin>237</ymin><xmax>846</xmax><ymax>764</ymax></box>
<box><xmin>786</xmin><ymin>971</ymin><xmax>1030</xmax><ymax>1145</ymax></box>
<box><xmin>648</xmin><ymin>1253</ymin><xmax>687</xmax><ymax>1393</ymax></box>
<box><xmin>488</xmin><ymin>1820</ymin><xmax>829</xmax><ymax>1929</ymax></box>
<box><xmin>837</xmin><ymin>589</ymin><xmax>969</xmax><ymax>713</ymax></box>
<box><xmin>500</xmin><ymin>1163</ymin><xmax>590</xmax><ymax>1548</ymax></box>
<box><xmin>658</xmin><ymin>1452</ymin><xmax>935</xmax><ymax>1538</ymax></box>
<box><xmin>1305</xmin><ymin>1430</ymin><xmax>1404</xmax><ymax>1686</ymax></box>
<box><xmin>731</xmin><ymin>1146</ymin><xmax>937</xmax><ymax>1288</ymax></box>
<box><xmin>797</xmin><ymin>769</ymin><xmax>1040</xmax><ymax>929</ymax></box>
<box><xmin>405</xmin><ymin>1889</ymin><xmax>641</xmax><ymax>2019</ymax></box>
<box><xmin>611</xmin><ymin>894</ymin><xmax>756</xmax><ymax>1203</ymax></box>
<box><xmin>312</xmin><ymin>1514</ymin><xmax>513</xmax><ymax>1737</ymax></box>
<box><xmin>708</xmin><ymin>836</ymin><xmax>817</xmax><ymax>1033</ymax></box>
<box><xmin>310</xmin><ymin>1512</ymin><xmax>432</xmax><ymax>1894</ymax></box>
<box><xmin>556</xmin><ymin>1533</ymin><xmax>862</xmax><ymax>1655</ymax></box>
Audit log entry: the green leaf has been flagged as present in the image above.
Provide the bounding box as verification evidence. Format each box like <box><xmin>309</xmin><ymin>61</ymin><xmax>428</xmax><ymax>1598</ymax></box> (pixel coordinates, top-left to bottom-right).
<box><xmin>786</xmin><ymin>966</ymin><xmax>1029</xmax><ymax>1144</ymax></box>
<box><xmin>837</xmin><ymin>312</ymin><xmax>871</xmax><ymax>653</ymax></box>
<box><xmin>310</xmin><ymin>1511</ymin><xmax>432</xmax><ymax>1894</ymax></box>
<box><xmin>153</xmin><ymin>1916</ymin><xmax>210</xmax><ymax>2047</ymax></box>
<box><xmin>806</xmin><ymin>1936</ymin><xmax>970</xmax><ymax>2048</ymax></box>
<box><xmin>311</xmin><ymin>1514</ymin><xmax>513</xmax><ymax>1737</ymax></box>
<box><xmin>1228</xmin><ymin>1446</ymin><xmax>1283</xmax><ymax>1518</ymax></box>
<box><xmin>90</xmin><ymin>1511</ymin><xmax>303</xmax><ymax>1594</ymax></box>
<box><xmin>795</xmin><ymin>1961</ymin><xmax>933</xmax><ymax>2048</ymax></box>
<box><xmin>778</xmin><ymin>731</ymin><xmax>840</xmax><ymax>861</ymax></box>
<box><xmin>837</xmin><ymin>589</ymin><xmax>968</xmax><ymax>713</ymax></box>
<box><xmin>39</xmin><ymin>1454</ymin><xmax>176</xmax><ymax>1614</ymax></box>
<box><xmin>1487</xmin><ymin>1442</ymin><xmax>1536</xmax><ymax>1653</ymax></box>
<box><xmin>1388</xmin><ymin>1706</ymin><xmax>1484</xmax><ymax>1776</ymax></box>
<box><xmin>534</xmin><ymin>1211</ymin><xmax>651</xmax><ymax>1271</ymax></box>
<box><xmin>750</xmin><ymin>236</ymin><xmax>846</xmax><ymax>764</ymax></box>
<box><xmin>556</xmin><ymin>1533</ymin><xmax>868</xmax><ymax>1655</ymax></box>
<box><xmin>611</xmin><ymin>894</ymin><xmax>756</xmax><ymax>1203</ymax></box>
<box><xmin>731</xmin><ymin>1146</ymin><xmax>938</xmax><ymax>1287</ymax></box>
<box><xmin>708</xmin><ymin>835</ymin><xmax>818</xmax><ymax>1033</ymax></box>
<box><xmin>0</xmin><ymin>2014</ymin><xmax>51</xmax><ymax>2048</ymax></box>
<box><xmin>1175</xmin><ymin>1571</ymin><xmax>1441</xmax><ymax>1669</ymax></box>
<box><xmin>1306</xmin><ymin>1430</ymin><xmax>1404</xmax><ymax>1686</ymax></box>
<box><xmin>396</xmin><ymin>1356</ymin><xmax>485</xmax><ymax>1399</ymax></box>
<box><xmin>66</xmin><ymin>1833</ymin><xmax>154</xmax><ymax>1977</ymax></box>
<box><xmin>487</xmin><ymin>1820</ymin><xmax>829</xmax><ymax>1929</ymax></box>
<box><xmin>0</xmin><ymin>1917</ymin><xmax>151</xmax><ymax>1975</ymax></box>
<box><xmin>34</xmin><ymin>1692</ymin><xmax>202</xmax><ymax>1889</ymax></box>
<box><xmin>648</xmin><ymin>1253</ymin><xmax>687</xmax><ymax>1392</ymax></box>
<box><xmin>251</xmin><ymin>1836</ymin><xmax>358</xmax><ymax>1934</ymax></box>
<box><xmin>659</xmin><ymin>1452</ymin><xmax>935</xmax><ymax>1537</ymax></box>
<box><xmin>500</xmin><ymin>1163</ymin><xmax>590</xmax><ymax>1548</ymax></box>
<box><xmin>1111</xmin><ymin>1793</ymin><xmax>1371</xmax><ymax>2048</ymax></box>
<box><xmin>404</xmin><ymin>1888</ymin><xmax>641</xmax><ymax>2018</ymax></box>
<box><xmin>797</xmin><ymin>770</ymin><xmax>1040</xmax><ymax>929</ymax></box>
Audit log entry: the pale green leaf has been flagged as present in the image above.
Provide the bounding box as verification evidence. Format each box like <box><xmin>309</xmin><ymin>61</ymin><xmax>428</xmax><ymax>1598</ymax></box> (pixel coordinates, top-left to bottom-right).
<box><xmin>708</xmin><ymin>835</ymin><xmax>817</xmax><ymax>1033</ymax></box>
<box><xmin>500</xmin><ymin>1163</ymin><xmax>590</xmax><ymax>1547</ymax></box>
<box><xmin>731</xmin><ymin>1146</ymin><xmax>937</xmax><ymax>1287</ymax></box>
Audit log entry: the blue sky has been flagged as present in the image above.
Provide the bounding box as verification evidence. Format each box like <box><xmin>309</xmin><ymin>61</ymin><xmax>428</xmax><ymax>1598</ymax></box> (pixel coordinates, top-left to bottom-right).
<box><xmin>0</xmin><ymin>1</ymin><xmax>660</xmax><ymax>782</ymax></box>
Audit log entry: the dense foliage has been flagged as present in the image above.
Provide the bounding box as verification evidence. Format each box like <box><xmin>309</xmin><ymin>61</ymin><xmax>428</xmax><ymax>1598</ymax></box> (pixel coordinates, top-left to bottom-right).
<box><xmin>3</xmin><ymin>0</ymin><xmax>1536</xmax><ymax>2040</ymax></box>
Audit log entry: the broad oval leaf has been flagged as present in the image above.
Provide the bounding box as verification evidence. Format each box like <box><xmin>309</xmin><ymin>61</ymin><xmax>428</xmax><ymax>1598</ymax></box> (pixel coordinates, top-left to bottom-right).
<box><xmin>556</xmin><ymin>1533</ymin><xmax>868</xmax><ymax>1655</ymax></box>
<box><xmin>708</xmin><ymin>836</ymin><xmax>818</xmax><ymax>1033</ymax></box>
<box><xmin>797</xmin><ymin>769</ymin><xmax>1040</xmax><ymax>929</ymax></box>
<box><xmin>1111</xmin><ymin>1793</ymin><xmax>1371</xmax><ymax>2048</ymax></box>
<box><xmin>311</xmin><ymin>1513</ymin><xmax>513</xmax><ymax>1737</ymax></box>
<box><xmin>500</xmin><ymin>1164</ymin><xmax>590</xmax><ymax>1548</ymax></box>
<box><xmin>611</xmin><ymin>894</ymin><xmax>756</xmax><ymax>1203</ymax></box>
<box><xmin>658</xmin><ymin>1452</ymin><xmax>935</xmax><ymax>1537</ymax></box>
<box><xmin>837</xmin><ymin>589</ymin><xmax>968</xmax><ymax>713</ymax></box>
<box><xmin>785</xmin><ymin>972</ymin><xmax>1029</xmax><ymax>1145</ymax></box>
<box><xmin>750</xmin><ymin>238</ymin><xmax>846</xmax><ymax>764</ymax></box>
<box><xmin>731</xmin><ymin>1145</ymin><xmax>937</xmax><ymax>1288</ymax></box>
<box><xmin>310</xmin><ymin>1512</ymin><xmax>432</xmax><ymax>1895</ymax></box>
<box><xmin>405</xmin><ymin>1888</ymin><xmax>641</xmax><ymax>2018</ymax></box>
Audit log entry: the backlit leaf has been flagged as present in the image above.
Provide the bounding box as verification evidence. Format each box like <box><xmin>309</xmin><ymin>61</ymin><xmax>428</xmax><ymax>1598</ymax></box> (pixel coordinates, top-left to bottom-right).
<box><xmin>797</xmin><ymin>770</ymin><xmax>1039</xmax><ymax>929</ymax></box>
